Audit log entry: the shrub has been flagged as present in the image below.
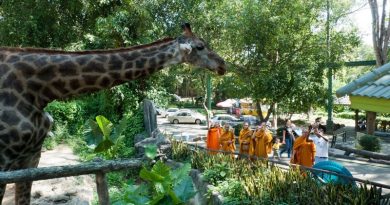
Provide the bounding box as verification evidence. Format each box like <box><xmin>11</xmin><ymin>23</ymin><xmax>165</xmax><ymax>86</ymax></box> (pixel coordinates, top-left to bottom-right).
<box><xmin>335</xmin><ymin>112</ymin><xmax>365</xmax><ymax>120</ymax></box>
<box><xmin>358</xmin><ymin>134</ymin><xmax>381</xmax><ymax>152</ymax></box>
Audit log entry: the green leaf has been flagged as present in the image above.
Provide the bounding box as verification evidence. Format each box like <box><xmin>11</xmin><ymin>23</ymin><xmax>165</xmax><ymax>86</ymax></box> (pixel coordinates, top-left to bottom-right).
<box><xmin>122</xmin><ymin>183</ymin><xmax>150</xmax><ymax>205</ymax></box>
<box><xmin>96</xmin><ymin>115</ymin><xmax>113</xmax><ymax>140</ymax></box>
<box><xmin>220</xmin><ymin>171</ymin><xmax>226</xmax><ymax>177</ymax></box>
<box><xmin>149</xmin><ymin>193</ymin><xmax>165</xmax><ymax>205</ymax></box>
<box><xmin>145</xmin><ymin>144</ymin><xmax>158</xmax><ymax>159</ymax></box>
<box><xmin>94</xmin><ymin>139</ymin><xmax>114</xmax><ymax>153</ymax></box>
<box><xmin>139</xmin><ymin>167</ymin><xmax>164</xmax><ymax>182</ymax></box>
<box><xmin>171</xmin><ymin>163</ymin><xmax>191</xmax><ymax>185</ymax></box>
<box><xmin>151</xmin><ymin>161</ymin><xmax>171</xmax><ymax>179</ymax></box>
<box><xmin>173</xmin><ymin>176</ymin><xmax>196</xmax><ymax>203</ymax></box>
<box><xmin>168</xmin><ymin>189</ymin><xmax>182</xmax><ymax>205</ymax></box>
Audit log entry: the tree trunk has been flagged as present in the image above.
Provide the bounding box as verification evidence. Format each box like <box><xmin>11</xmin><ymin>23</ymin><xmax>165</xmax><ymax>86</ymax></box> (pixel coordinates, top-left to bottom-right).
<box><xmin>366</xmin><ymin>111</ymin><xmax>377</xmax><ymax>135</ymax></box>
<box><xmin>369</xmin><ymin>0</ymin><xmax>390</xmax><ymax>67</ymax></box>
<box><xmin>255</xmin><ymin>101</ymin><xmax>274</xmax><ymax>122</ymax></box>
<box><xmin>272</xmin><ymin>103</ymin><xmax>278</xmax><ymax>129</ymax></box>
<box><xmin>256</xmin><ymin>100</ymin><xmax>264</xmax><ymax>122</ymax></box>
<box><xmin>354</xmin><ymin>109</ymin><xmax>359</xmax><ymax>131</ymax></box>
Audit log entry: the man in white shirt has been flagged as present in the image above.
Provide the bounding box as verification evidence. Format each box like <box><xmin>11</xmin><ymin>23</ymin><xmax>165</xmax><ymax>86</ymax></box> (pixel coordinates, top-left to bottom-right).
<box><xmin>310</xmin><ymin>123</ymin><xmax>329</xmax><ymax>164</ymax></box>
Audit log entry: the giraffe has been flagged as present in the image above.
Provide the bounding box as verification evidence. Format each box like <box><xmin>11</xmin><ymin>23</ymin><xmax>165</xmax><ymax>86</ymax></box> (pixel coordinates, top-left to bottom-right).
<box><xmin>0</xmin><ymin>23</ymin><xmax>226</xmax><ymax>205</ymax></box>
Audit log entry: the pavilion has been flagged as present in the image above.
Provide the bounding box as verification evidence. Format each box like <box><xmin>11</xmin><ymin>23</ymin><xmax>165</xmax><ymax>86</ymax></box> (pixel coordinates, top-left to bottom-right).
<box><xmin>336</xmin><ymin>63</ymin><xmax>390</xmax><ymax>135</ymax></box>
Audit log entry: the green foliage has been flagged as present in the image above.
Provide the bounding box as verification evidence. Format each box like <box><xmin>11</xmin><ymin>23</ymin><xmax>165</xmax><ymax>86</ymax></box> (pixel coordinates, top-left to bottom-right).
<box><xmin>145</xmin><ymin>144</ymin><xmax>158</xmax><ymax>160</ymax></box>
<box><xmin>216</xmin><ymin>178</ymin><xmax>248</xmax><ymax>203</ymax></box>
<box><xmin>85</xmin><ymin>115</ymin><xmax>133</xmax><ymax>159</ymax></box>
<box><xmin>0</xmin><ymin>0</ymin><xmax>84</xmax><ymax>47</ymax></box>
<box><xmin>112</xmin><ymin>161</ymin><xmax>195</xmax><ymax>205</ymax></box>
<box><xmin>203</xmin><ymin>162</ymin><xmax>230</xmax><ymax>185</ymax></box>
<box><xmin>333</xmin><ymin>105</ymin><xmax>350</xmax><ymax>113</ymax></box>
<box><xmin>171</xmin><ymin>141</ymin><xmax>383</xmax><ymax>204</ymax></box>
<box><xmin>171</xmin><ymin>140</ymin><xmax>192</xmax><ymax>162</ymax></box>
<box><xmin>42</xmin><ymin>136</ymin><xmax>57</xmax><ymax>150</ymax></box>
<box><xmin>336</xmin><ymin>112</ymin><xmax>365</xmax><ymax>120</ymax></box>
<box><xmin>358</xmin><ymin>135</ymin><xmax>381</xmax><ymax>152</ymax></box>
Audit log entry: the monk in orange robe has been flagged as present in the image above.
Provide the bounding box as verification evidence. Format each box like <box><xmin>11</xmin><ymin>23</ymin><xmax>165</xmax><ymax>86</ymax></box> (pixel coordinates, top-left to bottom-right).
<box><xmin>206</xmin><ymin>123</ymin><xmax>221</xmax><ymax>154</ymax></box>
<box><xmin>219</xmin><ymin>123</ymin><xmax>236</xmax><ymax>154</ymax></box>
<box><xmin>252</xmin><ymin>123</ymin><xmax>273</xmax><ymax>159</ymax></box>
<box><xmin>239</xmin><ymin>122</ymin><xmax>253</xmax><ymax>157</ymax></box>
<box><xmin>290</xmin><ymin>128</ymin><xmax>316</xmax><ymax>168</ymax></box>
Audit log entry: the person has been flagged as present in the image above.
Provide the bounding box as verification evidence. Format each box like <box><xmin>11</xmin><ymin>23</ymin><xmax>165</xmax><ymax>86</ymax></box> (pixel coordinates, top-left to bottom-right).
<box><xmin>279</xmin><ymin>119</ymin><xmax>295</xmax><ymax>158</ymax></box>
<box><xmin>251</xmin><ymin>122</ymin><xmax>273</xmax><ymax>159</ymax></box>
<box><xmin>310</xmin><ymin>123</ymin><xmax>329</xmax><ymax>164</ymax></box>
<box><xmin>290</xmin><ymin>127</ymin><xmax>316</xmax><ymax>168</ymax></box>
<box><xmin>315</xmin><ymin>117</ymin><xmax>327</xmax><ymax>133</ymax></box>
<box><xmin>239</xmin><ymin>122</ymin><xmax>253</xmax><ymax>157</ymax></box>
<box><xmin>272</xmin><ymin>137</ymin><xmax>282</xmax><ymax>160</ymax></box>
<box><xmin>219</xmin><ymin>123</ymin><xmax>236</xmax><ymax>154</ymax></box>
<box><xmin>206</xmin><ymin>123</ymin><xmax>221</xmax><ymax>154</ymax></box>
<box><xmin>215</xmin><ymin>122</ymin><xmax>223</xmax><ymax>134</ymax></box>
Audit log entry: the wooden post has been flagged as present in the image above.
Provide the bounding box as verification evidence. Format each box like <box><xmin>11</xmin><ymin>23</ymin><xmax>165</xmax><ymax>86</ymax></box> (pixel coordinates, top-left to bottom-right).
<box><xmin>354</xmin><ymin>109</ymin><xmax>359</xmax><ymax>131</ymax></box>
<box><xmin>96</xmin><ymin>172</ymin><xmax>110</xmax><ymax>205</ymax></box>
<box><xmin>366</xmin><ymin>111</ymin><xmax>377</xmax><ymax>135</ymax></box>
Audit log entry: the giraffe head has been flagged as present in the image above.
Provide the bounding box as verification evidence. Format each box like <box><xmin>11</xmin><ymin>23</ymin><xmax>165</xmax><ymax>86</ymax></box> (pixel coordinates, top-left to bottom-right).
<box><xmin>177</xmin><ymin>23</ymin><xmax>226</xmax><ymax>75</ymax></box>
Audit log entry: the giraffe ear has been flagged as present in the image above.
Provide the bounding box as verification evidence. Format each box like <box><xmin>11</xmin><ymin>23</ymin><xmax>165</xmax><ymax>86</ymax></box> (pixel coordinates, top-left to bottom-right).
<box><xmin>179</xmin><ymin>43</ymin><xmax>192</xmax><ymax>54</ymax></box>
<box><xmin>181</xmin><ymin>22</ymin><xmax>193</xmax><ymax>36</ymax></box>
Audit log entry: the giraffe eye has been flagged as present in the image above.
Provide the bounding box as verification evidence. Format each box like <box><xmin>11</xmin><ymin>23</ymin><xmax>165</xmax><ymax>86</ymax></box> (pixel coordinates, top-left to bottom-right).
<box><xmin>196</xmin><ymin>45</ymin><xmax>204</xmax><ymax>50</ymax></box>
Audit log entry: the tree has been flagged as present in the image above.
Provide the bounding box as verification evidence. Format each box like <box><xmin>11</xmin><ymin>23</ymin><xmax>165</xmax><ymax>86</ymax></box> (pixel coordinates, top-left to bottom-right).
<box><xmin>217</xmin><ymin>0</ymin><xmax>359</xmax><ymax>122</ymax></box>
<box><xmin>366</xmin><ymin>0</ymin><xmax>390</xmax><ymax>135</ymax></box>
<box><xmin>368</xmin><ymin>0</ymin><xmax>390</xmax><ymax>67</ymax></box>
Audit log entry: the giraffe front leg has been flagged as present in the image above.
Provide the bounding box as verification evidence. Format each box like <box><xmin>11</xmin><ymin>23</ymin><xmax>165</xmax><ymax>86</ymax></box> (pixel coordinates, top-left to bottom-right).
<box><xmin>15</xmin><ymin>182</ymin><xmax>32</xmax><ymax>205</ymax></box>
<box><xmin>0</xmin><ymin>183</ymin><xmax>5</xmax><ymax>204</ymax></box>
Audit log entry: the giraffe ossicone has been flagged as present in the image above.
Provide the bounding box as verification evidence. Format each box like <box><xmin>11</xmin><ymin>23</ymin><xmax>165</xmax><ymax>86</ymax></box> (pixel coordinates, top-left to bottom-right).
<box><xmin>0</xmin><ymin>23</ymin><xmax>226</xmax><ymax>205</ymax></box>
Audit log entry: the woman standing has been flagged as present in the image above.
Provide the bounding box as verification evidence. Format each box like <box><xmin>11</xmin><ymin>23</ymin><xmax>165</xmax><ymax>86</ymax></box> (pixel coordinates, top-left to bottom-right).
<box><xmin>279</xmin><ymin>119</ymin><xmax>295</xmax><ymax>158</ymax></box>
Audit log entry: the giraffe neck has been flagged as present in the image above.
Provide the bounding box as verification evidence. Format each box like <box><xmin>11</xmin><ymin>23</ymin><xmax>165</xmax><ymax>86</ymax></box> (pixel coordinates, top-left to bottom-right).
<box><xmin>0</xmin><ymin>38</ymin><xmax>182</xmax><ymax>109</ymax></box>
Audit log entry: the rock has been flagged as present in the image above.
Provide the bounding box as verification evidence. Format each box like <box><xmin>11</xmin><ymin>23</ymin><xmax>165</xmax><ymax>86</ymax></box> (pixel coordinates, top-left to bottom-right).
<box><xmin>134</xmin><ymin>132</ymin><xmax>147</xmax><ymax>144</ymax></box>
<box><xmin>143</xmin><ymin>99</ymin><xmax>158</xmax><ymax>137</ymax></box>
<box><xmin>135</xmin><ymin>129</ymin><xmax>172</xmax><ymax>159</ymax></box>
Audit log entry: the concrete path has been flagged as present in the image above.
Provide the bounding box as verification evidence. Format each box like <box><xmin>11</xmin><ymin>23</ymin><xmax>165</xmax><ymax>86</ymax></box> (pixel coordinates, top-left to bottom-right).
<box><xmin>3</xmin><ymin>145</ymin><xmax>95</xmax><ymax>205</ymax></box>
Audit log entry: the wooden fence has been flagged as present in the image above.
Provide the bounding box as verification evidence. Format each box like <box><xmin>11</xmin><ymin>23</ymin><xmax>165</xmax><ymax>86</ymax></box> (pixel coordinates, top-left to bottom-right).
<box><xmin>0</xmin><ymin>158</ymin><xmax>143</xmax><ymax>205</ymax></box>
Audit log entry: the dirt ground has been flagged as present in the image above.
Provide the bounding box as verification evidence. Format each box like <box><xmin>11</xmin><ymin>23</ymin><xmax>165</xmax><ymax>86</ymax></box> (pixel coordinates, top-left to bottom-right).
<box><xmin>3</xmin><ymin>145</ymin><xmax>95</xmax><ymax>205</ymax></box>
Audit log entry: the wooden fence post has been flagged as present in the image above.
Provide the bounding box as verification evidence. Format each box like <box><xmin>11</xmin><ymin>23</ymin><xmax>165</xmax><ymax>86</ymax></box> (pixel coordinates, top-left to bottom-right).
<box><xmin>96</xmin><ymin>172</ymin><xmax>110</xmax><ymax>205</ymax></box>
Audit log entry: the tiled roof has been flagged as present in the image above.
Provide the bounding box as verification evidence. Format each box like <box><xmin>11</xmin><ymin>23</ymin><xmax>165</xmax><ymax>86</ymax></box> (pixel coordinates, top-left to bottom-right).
<box><xmin>351</xmin><ymin>73</ymin><xmax>390</xmax><ymax>98</ymax></box>
<box><xmin>336</xmin><ymin>63</ymin><xmax>390</xmax><ymax>99</ymax></box>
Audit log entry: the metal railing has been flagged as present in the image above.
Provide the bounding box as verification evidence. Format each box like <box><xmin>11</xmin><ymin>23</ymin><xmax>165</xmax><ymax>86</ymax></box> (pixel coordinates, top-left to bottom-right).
<box><xmin>181</xmin><ymin>142</ymin><xmax>390</xmax><ymax>203</ymax></box>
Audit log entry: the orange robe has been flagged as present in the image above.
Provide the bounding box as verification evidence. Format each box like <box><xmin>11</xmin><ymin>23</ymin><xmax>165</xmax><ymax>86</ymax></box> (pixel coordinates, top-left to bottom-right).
<box><xmin>291</xmin><ymin>136</ymin><xmax>316</xmax><ymax>167</ymax></box>
<box><xmin>219</xmin><ymin>128</ymin><xmax>236</xmax><ymax>153</ymax></box>
<box><xmin>252</xmin><ymin>129</ymin><xmax>273</xmax><ymax>159</ymax></box>
<box><xmin>239</xmin><ymin>128</ymin><xmax>253</xmax><ymax>156</ymax></box>
<box><xmin>206</xmin><ymin>127</ymin><xmax>221</xmax><ymax>154</ymax></box>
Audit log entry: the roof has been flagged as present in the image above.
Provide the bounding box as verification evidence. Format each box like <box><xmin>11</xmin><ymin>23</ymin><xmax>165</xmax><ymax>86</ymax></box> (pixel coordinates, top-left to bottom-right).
<box><xmin>336</xmin><ymin>63</ymin><xmax>390</xmax><ymax>99</ymax></box>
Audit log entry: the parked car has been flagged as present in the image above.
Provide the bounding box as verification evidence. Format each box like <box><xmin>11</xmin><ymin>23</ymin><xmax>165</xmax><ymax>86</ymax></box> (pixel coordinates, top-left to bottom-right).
<box><xmin>240</xmin><ymin>115</ymin><xmax>260</xmax><ymax>128</ymax></box>
<box><xmin>164</xmin><ymin>108</ymin><xmax>179</xmax><ymax>118</ymax></box>
<box><xmin>168</xmin><ymin>111</ymin><xmax>206</xmax><ymax>124</ymax></box>
<box><xmin>211</xmin><ymin>114</ymin><xmax>242</xmax><ymax>127</ymax></box>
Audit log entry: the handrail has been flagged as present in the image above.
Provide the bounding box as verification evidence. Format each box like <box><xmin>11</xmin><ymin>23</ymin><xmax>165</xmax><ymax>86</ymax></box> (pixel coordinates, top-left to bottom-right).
<box><xmin>183</xmin><ymin>143</ymin><xmax>390</xmax><ymax>191</ymax></box>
